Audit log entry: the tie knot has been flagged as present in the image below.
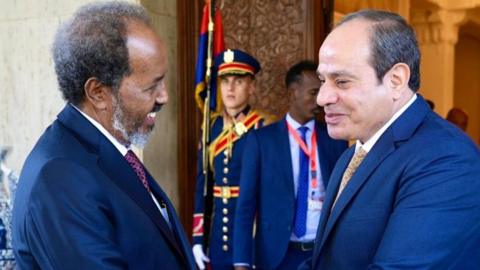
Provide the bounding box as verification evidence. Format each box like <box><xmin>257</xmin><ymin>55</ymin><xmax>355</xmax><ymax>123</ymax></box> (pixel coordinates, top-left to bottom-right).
<box><xmin>298</xmin><ymin>126</ymin><xmax>308</xmax><ymax>140</ymax></box>
<box><xmin>332</xmin><ymin>146</ymin><xmax>368</xmax><ymax>206</ymax></box>
<box><xmin>349</xmin><ymin>147</ymin><xmax>368</xmax><ymax>170</ymax></box>
<box><xmin>354</xmin><ymin>147</ymin><xmax>367</xmax><ymax>161</ymax></box>
<box><xmin>125</xmin><ymin>150</ymin><xmax>151</xmax><ymax>192</ymax></box>
<box><xmin>125</xmin><ymin>150</ymin><xmax>141</xmax><ymax>166</ymax></box>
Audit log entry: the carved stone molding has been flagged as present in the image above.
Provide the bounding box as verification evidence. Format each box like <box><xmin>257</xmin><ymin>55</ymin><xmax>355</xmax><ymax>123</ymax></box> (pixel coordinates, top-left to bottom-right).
<box><xmin>336</xmin><ymin>0</ymin><xmax>401</xmax><ymax>14</ymax></box>
<box><xmin>411</xmin><ymin>9</ymin><xmax>467</xmax><ymax>44</ymax></box>
<box><xmin>221</xmin><ymin>0</ymin><xmax>309</xmax><ymax>118</ymax></box>
<box><xmin>427</xmin><ymin>0</ymin><xmax>480</xmax><ymax>10</ymax></box>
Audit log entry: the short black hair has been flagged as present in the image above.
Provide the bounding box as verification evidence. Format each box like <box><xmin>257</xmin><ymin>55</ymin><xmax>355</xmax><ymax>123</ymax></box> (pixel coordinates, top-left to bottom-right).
<box><xmin>52</xmin><ymin>2</ymin><xmax>151</xmax><ymax>105</ymax></box>
<box><xmin>337</xmin><ymin>9</ymin><xmax>421</xmax><ymax>92</ymax></box>
<box><xmin>426</xmin><ymin>99</ymin><xmax>435</xmax><ymax>110</ymax></box>
<box><xmin>285</xmin><ymin>60</ymin><xmax>317</xmax><ymax>88</ymax></box>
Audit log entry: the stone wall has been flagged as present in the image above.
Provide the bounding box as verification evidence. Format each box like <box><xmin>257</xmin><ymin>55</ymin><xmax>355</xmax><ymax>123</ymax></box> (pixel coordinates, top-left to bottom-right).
<box><xmin>0</xmin><ymin>0</ymin><xmax>180</xmax><ymax>207</ymax></box>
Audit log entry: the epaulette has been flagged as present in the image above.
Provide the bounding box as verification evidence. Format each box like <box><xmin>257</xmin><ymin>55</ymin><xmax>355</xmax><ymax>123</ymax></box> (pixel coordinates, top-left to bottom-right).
<box><xmin>253</xmin><ymin>110</ymin><xmax>276</xmax><ymax>129</ymax></box>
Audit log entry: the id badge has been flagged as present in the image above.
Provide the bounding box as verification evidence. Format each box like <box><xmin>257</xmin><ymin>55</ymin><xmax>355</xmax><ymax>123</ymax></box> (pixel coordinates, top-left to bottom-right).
<box><xmin>308</xmin><ymin>199</ymin><xmax>323</xmax><ymax>211</ymax></box>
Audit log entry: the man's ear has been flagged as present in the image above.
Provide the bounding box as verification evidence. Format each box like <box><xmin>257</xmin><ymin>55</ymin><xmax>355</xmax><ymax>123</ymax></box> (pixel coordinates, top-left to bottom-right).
<box><xmin>385</xmin><ymin>63</ymin><xmax>410</xmax><ymax>100</ymax></box>
<box><xmin>84</xmin><ymin>77</ymin><xmax>112</xmax><ymax>110</ymax></box>
<box><xmin>287</xmin><ymin>86</ymin><xmax>296</xmax><ymax>102</ymax></box>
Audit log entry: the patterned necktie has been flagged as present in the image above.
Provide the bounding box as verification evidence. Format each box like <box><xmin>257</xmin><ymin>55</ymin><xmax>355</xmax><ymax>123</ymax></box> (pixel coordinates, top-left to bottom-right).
<box><xmin>125</xmin><ymin>150</ymin><xmax>151</xmax><ymax>193</ymax></box>
<box><xmin>333</xmin><ymin>147</ymin><xmax>367</xmax><ymax>205</ymax></box>
<box><xmin>293</xmin><ymin>126</ymin><xmax>309</xmax><ymax>238</ymax></box>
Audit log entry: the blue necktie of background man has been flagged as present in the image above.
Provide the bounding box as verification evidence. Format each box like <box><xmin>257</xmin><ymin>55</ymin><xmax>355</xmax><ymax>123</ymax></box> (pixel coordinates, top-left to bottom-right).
<box><xmin>293</xmin><ymin>126</ymin><xmax>309</xmax><ymax>237</ymax></box>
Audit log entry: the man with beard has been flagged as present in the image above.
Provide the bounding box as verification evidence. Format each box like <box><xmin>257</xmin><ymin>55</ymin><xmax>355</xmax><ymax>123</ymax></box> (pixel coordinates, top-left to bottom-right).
<box><xmin>233</xmin><ymin>61</ymin><xmax>347</xmax><ymax>270</ymax></box>
<box><xmin>12</xmin><ymin>2</ymin><xmax>195</xmax><ymax>269</ymax></box>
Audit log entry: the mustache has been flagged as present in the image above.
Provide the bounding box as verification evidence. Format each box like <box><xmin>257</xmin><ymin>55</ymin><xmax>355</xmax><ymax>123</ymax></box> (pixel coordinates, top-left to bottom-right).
<box><xmin>151</xmin><ymin>103</ymin><xmax>163</xmax><ymax>113</ymax></box>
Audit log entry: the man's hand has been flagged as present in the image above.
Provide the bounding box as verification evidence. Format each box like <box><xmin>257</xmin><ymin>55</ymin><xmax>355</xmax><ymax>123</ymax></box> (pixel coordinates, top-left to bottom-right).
<box><xmin>192</xmin><ymin>244</ymin><xmax>210</xmax><ymax>269</ymax></box>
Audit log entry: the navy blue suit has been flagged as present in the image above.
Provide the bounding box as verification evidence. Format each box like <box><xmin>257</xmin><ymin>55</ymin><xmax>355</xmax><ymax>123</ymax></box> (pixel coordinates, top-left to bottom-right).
<box><xmin>233</xmin><ymin>118</ymin><xmax>347</xmax><ymax>269</ymax></box>
<box><xmin>305</xmin><ymin>96</ymin><xmax>480</xmax><ymax>269</ymax></box>
<box><xmin>12</xmin><ymin>104</ymin><xmax>196</xmax><ymax>269</ymax></box>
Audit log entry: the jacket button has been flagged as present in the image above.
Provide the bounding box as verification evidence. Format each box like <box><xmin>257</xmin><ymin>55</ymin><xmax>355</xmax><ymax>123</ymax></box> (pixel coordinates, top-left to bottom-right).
<box><xmin>223</xmin><ymin>167</ymin><xmax>229</xmax><ymax>174</ymax></box>
<box><xmin>223</xmin><ymin>226</ymin><xmax>228</xmax><ymax>233</ymax></box>
<box><xmin>223</xmin><ymin>217</ymin><xmax>229</xmax><ymax>223</ymax></box>
<box><xmin>222</xmin><ymin>177</ymin><xmax>228</xmax><ymax>184</ymax></box>
<box><xmin>223</xmin><ymin>235</ymin><xmax>228</xmax><ymax>242</ymax></box>
<box><xmin>223</xmin><ymin>208</ymin><xmax>229</xmax><ymax>215</ymax></box>
<box><xmin>223</xmin><ymin>244</ymin><xmax>229</xmax><ymax>251</ymax></box>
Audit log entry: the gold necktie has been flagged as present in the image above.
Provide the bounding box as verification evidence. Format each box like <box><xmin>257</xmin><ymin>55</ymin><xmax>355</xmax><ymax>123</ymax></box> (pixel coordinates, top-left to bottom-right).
<box><xmin>333</xmin><ymin>147</ymin><xmax>367</xmax><ymax>206</ymax></box>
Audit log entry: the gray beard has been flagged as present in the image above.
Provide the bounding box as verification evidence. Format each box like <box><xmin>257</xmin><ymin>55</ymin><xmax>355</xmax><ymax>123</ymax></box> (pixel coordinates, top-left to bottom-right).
<box><xmin>112</xmin><ymin>97</ymin><xmax>151</xmax><ymax>149</ymax></box>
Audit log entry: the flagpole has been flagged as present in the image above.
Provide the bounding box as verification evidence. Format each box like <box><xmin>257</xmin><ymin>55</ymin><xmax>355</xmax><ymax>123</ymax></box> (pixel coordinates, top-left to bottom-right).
<box><xmin>201</xmin><ymin>0</ymin><xmax>216</xmax><ymax>246</ymax></box>
<box><xmin>202</xmin><ymin>0</ymin><xmax>215</xmax><ymax>188</ymax></box>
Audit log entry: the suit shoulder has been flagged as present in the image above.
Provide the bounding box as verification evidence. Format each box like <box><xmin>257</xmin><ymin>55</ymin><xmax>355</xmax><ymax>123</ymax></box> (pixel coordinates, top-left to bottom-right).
<box><xmin>25</xmin><ymin>157</ymin><xmax>97</xmax><ymax>190</ymax></box>
<box><xmin>395</xmin><ymin>112</ymin><xmax>479</xmax><ymax>174</ymax></box>
<box><xmin>254</xmin><ymin>110</ymin><xmax>276</xmax><ymax>126</ymax></box>
<box><xmin>253</xmin><ymin>119</ymin><xmax>285</xmax><ymax>136</ymax></box>
<box><xmin>415</xmin><ymin>112</ymin><xmax>479</xmax><ymax>155</ymax></box>
<box><xmin>15</xmin><ymin>157</ymin><xmax>100</xmax><ymax>220</ymax></box>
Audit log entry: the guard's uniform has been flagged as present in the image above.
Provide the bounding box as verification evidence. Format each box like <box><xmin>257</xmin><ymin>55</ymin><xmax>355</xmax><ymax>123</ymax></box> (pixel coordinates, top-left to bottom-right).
<box><xmin>192</xmin><ymin>50</ymin><xmax>269</xmax><ymax>269</ymax></box>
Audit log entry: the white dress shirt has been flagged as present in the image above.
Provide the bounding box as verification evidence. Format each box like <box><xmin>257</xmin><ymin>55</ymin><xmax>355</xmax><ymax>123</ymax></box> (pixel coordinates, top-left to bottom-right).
<box><xmin>73</xmin><ymin>105</ymin><xmax>170</xmax><ymax>225</ymax></box>
<box><xmin>286</xmin><ymin>114</ymin><xmax>324</xmax><ymax>242</ymax></box>
<box><xmin>356</xmin><ymin>94</ymin><xmax>417</xmax><ymax>153</ymax></box>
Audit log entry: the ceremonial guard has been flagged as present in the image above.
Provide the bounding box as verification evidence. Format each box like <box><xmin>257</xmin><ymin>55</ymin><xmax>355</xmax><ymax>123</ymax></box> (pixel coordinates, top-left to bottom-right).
<box><xmin>192</xmin><ymin>49</ymin><xmax>270</xmax><ymax>270</ymax></box>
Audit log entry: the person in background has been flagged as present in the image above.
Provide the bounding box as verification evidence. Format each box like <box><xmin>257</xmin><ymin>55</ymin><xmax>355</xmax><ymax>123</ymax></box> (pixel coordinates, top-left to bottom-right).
<box><xmin>446</xmin><ymin>107</ymin><xmax>469</xmax><ymax>131</ymax></box>
<box><xmin>304</xmin><ymin>9</ymin><xmax>480</xmax><ymax>269</ymax></box>
<box><xmin>192</xmin><ymin>49</ymin><xmax>270</xmax><ymax>270</ymax></box>
<box><xmin>233</xmin><ymin>60</ymin><xmax>347</xmax><ymax>270</ymax></box>
<box><xmin>12</xmin><ymin>2</ymin><xmax>195</xmax><ymax>269</ymax></box>
<box><xmin>425</xmin><ymin>99</ymin><xmax>435</xmax><ymax>110</ymax></box>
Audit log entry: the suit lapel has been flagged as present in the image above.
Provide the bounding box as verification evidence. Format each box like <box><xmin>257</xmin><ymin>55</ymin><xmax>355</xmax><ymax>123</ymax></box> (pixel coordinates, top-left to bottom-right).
<box><xmin>323</xmin><ymin>133</ymin><xmax>395</xmax><ymax>239</ymax></box>
<box><xmin>315</xmin><ymin>122</ymin><xmax>332</xmax><ymax>187</ymax></box>
<box><xmin>146</xmin><ymin>173</ymin><xmax>195</xmax><ymax>268</ymax></box>
<box><xmin>161</xmin><ymin>196</ymin><xmax>196</xmax><ymax>270</ymax></box>
<box><xmin>311</xmin><ymin>131</ymin><xmax>396</xmax><ymax>268</ymax></box>
<box><xmin>96</xmin><ymin>142</ymin><xmax>186</xmax><ymax>259</ymax></box>
<box><xmin>311</xmin><ymin>147</ymin><xmax>352</xmax><ymax>267</ymax></box>
<box><xmin>312</xmin><ymin>95</ymin><xmax>431</xmax><ymax>267</ymax></box>
<box><xmin>57</xmin><ymin>105</ymin><xmax>186</xmax><ymax>262</ymax></box>
<box><xmin>277</xmin><ymin>119</ymin><xmax>295</xmax><ymax>198</ymax></box>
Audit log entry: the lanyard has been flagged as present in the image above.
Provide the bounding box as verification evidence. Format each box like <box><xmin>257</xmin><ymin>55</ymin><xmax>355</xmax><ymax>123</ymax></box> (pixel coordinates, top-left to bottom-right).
<box><xmin>287</xmin><ymin>122</ymin><xmax>318</xmax><ymax>189</ymax></box>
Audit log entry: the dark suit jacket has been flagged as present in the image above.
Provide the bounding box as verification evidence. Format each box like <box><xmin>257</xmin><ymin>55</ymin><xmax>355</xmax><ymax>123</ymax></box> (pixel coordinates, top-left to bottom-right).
<box><xmin>233</xmin><ymin>118</ymin><xmax>347</xmax><ymax>269</ymax></box>
<box><xmin>12</xmin><ymin>104</ymin><xmax>196</xmax><ymax>270</ymax></box>
<box><xmin>305</xmin><ymin>96</ymin><xmax>480</xmax><ymax>269</ymax></box>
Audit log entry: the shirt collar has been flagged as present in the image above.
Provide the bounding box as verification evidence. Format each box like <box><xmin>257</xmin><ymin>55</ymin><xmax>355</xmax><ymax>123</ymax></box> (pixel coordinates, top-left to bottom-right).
<box><xmin>72</xmin><ymin>105</ymin><xmax>130</xmax><ymax>156</ymax></box>
<box><xmin>286</xmin><ymin>113</ymin><xmax>315</xmax><ymax>131</ymax></box>
<box><xmin>356</xmin><ymin>94</ymin><xmax>417</xmax><ymax>153</ymax></box>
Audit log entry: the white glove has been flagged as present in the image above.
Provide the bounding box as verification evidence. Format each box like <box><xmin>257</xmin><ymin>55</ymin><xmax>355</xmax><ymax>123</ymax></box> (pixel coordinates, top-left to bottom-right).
<box><xmin>192</xmin><ymin>244</ymin><xmax>210</xmax><ymax>269</ymax></box>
